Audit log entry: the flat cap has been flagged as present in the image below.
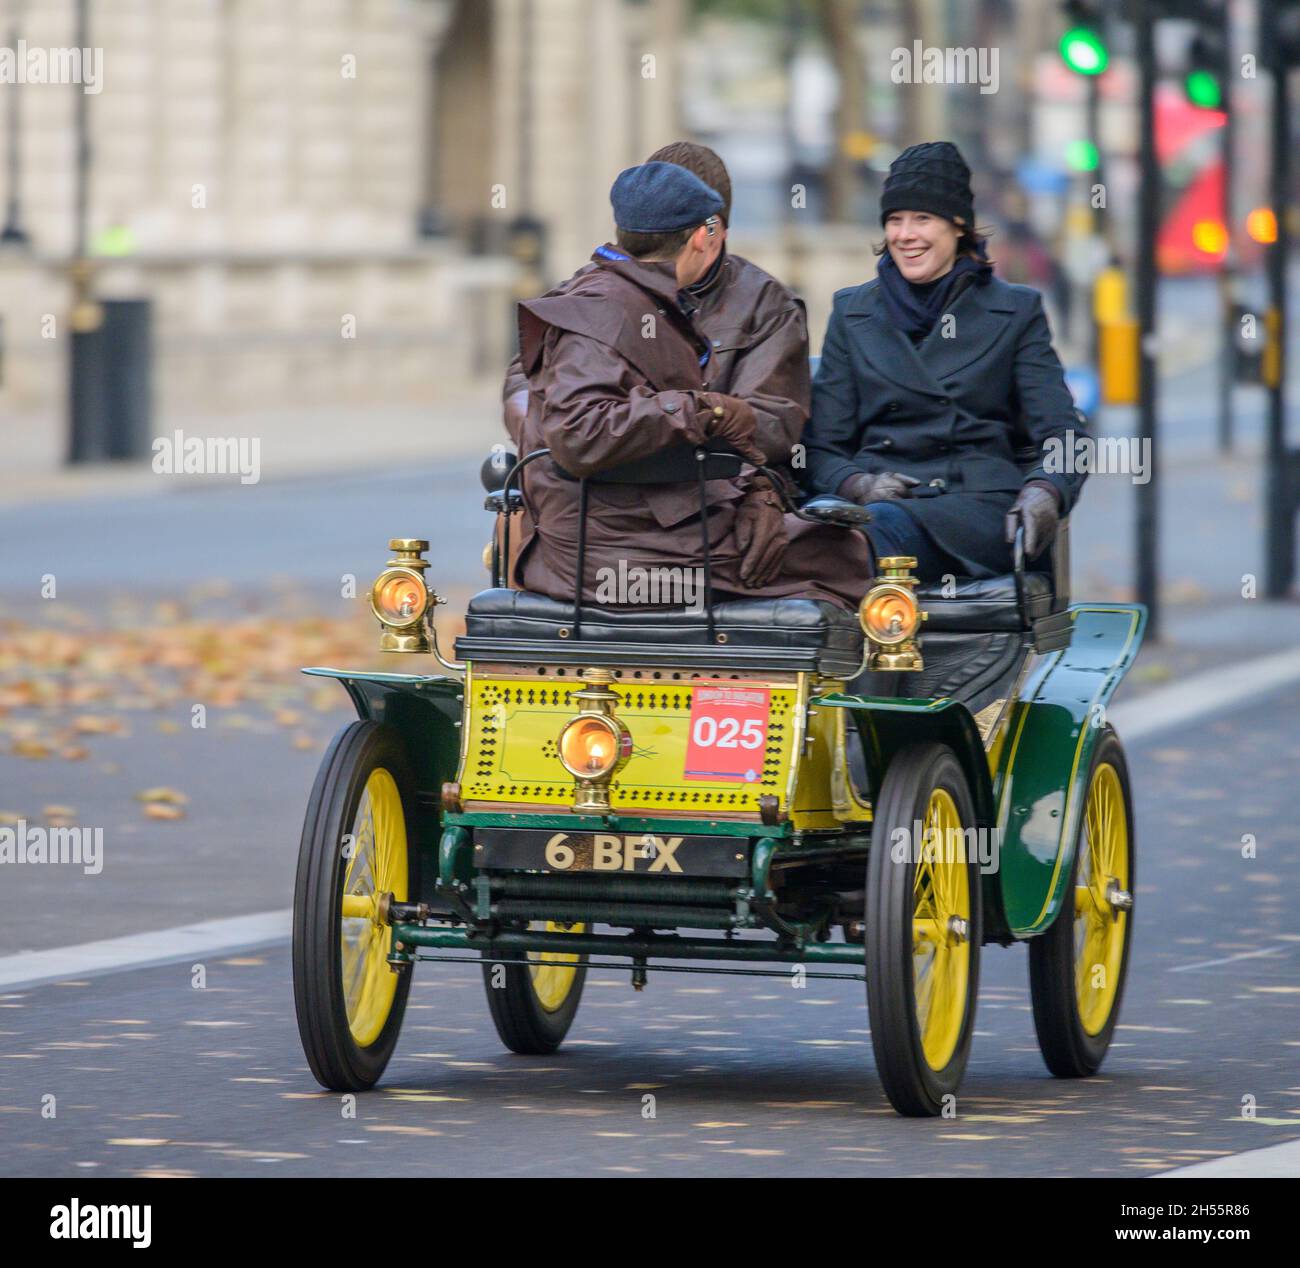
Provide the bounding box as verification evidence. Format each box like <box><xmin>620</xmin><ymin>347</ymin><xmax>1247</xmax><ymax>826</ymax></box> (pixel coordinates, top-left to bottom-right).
<box><xmin>610</xmin><ymin>161</ymin><xmax>725</xmax><ymax>234</ymax></box>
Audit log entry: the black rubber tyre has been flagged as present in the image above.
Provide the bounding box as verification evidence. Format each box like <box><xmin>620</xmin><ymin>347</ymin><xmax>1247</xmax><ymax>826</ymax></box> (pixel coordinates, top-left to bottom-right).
<box><xmin>293</xmin><ymin>721</ymin><xmax>418</xmax><ymax>1091</ymax></box>
<box><xmin>1029</xmin><ymin>726</ymin><xmax>1135</xmax><ymax>1077</ymax></box>
<box><xmin>482</xmin><ymin>923</ymin><xmax>588</xmax><ymax>1055</ymax></box>
<box><xmin>865</xmin><ymin>742</ymin><xmax>982</xmax><ymax>1117</ymax></box>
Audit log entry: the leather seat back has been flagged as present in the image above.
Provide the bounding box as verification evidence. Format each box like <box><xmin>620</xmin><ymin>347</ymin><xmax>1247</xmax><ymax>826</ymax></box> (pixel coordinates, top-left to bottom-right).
<box><xmin>457</xmin><ymin>589</ymin><xmax>865</xmax><ymax>677</ymax></box>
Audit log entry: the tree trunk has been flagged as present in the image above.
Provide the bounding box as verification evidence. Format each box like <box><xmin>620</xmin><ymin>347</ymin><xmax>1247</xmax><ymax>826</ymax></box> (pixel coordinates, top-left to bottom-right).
<box><xmin>815</xmin><ymin>0</ymin><xmax>865</xmax><ymax>223</ymax></box>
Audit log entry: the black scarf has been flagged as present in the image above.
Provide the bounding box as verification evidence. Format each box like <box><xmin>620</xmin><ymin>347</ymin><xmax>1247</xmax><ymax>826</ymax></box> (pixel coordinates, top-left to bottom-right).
<box><xmin>876</xmin><ymin>244</ymin><xmax>993</xmax><ymax>343</ymax></box>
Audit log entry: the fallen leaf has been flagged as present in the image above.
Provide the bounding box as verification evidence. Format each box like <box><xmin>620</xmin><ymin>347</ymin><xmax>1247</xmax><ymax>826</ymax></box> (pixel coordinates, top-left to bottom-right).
<box><xmin>11</xmin><ymin>739</ymin><xmax>52</xmax><ymax>759</ymax></box>
<box><xmin>143</xmin><ymin>804</ymin><xmax>185</xmax><ymax>821</ymax></box>
<box><xmin>136</xmin><ymin>787</ymin><xmax>189</xmax><ymax>805</ymax></box>
<box><xmin>72</xmin><ymin>715</ymin><xmax>124</xmax><ymax>735</ymax></box>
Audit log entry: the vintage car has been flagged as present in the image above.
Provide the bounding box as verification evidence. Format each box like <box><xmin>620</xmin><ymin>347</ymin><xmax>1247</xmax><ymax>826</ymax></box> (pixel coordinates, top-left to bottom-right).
<box><xmin>292</xmin><ymin>442</ymin><xmax>1145</xmax><ymax>1117</ymax></box>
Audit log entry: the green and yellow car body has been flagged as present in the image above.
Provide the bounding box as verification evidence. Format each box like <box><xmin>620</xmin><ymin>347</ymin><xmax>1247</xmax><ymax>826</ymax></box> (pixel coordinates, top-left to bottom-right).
<box><xmin>304</xmin><ymin>599</ymin><xmax>1145</xmax><ymax>964</ymax></box>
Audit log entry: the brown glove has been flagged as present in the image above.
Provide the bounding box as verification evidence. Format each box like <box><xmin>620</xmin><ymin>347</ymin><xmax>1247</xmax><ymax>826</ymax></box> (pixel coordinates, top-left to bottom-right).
<box><xmin>1005</xmin><ymin>481</ymin><xmax>1061</xmax><ymax>559</ymax></box>
<box><xmin>698</xmin><ymin>392</ymin><xmax>767</xmax><ymax>465</ymax></box>
<box><xmin>838</xmin><ymin>471</ymin><xmax>921</xmax><ymax>503</ymax></box>
<box><xmin>734</xmin><ymin>486</ymin><xmax>788</xmax><ymax>588</ymax></box>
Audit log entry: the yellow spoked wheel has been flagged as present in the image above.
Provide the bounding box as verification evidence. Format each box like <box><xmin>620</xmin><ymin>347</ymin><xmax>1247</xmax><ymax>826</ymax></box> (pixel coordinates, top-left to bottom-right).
<box><xmin>1074</xmin><ymin>763</ymin><xmax>1129</xmax><ymax>1035</ymax></box>
<box><xmin>912</xmin><ymin>789</ymin><xmax>972</xmax><ymax>1071</ymax></box>
<box><xmin>483</xmin><ymin>919</ymin><xmax>588</xmax><ymax>1054</ymax></box>
<box><xmin>865</xmin><ymin>743</ymin><xmax>981</xmax><ymax>1117</ymax></box>
<box><xmin>340</xmin><ymin>767</ymin><xmax>409</xmax><ymax>1047</ymax></box>
<box><xmin>528</xmin><ymin>922</ymin><xmax>588</xmax><ymax>1014</ymax></box>
<box><xmin>1030</xmin><ymin>726</ymin><xmax>1135</xmax><ymax>1077</ymax></box>
<box><xmin>293</xmin><ymin>722</ymin><xmax>418</xmax><ymax>1092</ymax></box>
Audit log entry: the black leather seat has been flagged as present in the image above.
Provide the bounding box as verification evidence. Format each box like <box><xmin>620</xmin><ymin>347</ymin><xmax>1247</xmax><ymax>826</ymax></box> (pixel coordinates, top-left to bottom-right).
<box><xmin>917</xmin><ymin>573</ymin><xmax>1054</xmax><ymax>632</ymax></box>
<box><xmin>456</xmin><ymin>588</ymin><xmax>865</xmax><ymax>677</ymax></box>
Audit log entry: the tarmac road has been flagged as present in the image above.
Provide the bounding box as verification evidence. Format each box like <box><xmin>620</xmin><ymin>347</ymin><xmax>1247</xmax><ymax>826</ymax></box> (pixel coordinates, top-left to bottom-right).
<box><xmin>1</xmin><ymin>682</ymin><xmax>1297</xmax><ymax>1178</ymax></box>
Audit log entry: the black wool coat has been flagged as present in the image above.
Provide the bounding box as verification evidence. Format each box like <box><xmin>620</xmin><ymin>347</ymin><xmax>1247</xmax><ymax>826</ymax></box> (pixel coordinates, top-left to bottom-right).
<box><xmin>803</xmin><ymin>275</ymin><xmax>1086</xmax><ymax>577</ymax></box>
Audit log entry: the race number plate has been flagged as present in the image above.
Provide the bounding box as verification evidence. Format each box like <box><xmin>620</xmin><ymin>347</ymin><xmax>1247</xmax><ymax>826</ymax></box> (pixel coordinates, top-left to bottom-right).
<box><xmin>473</xmin><ymin>828</ymin><xmax>749</xmax><ymax>878</ymax></box>
<box><xmin>684</xmin><ymin>684</ymin><xmax>770</xmax><ymax>782</ymax></box>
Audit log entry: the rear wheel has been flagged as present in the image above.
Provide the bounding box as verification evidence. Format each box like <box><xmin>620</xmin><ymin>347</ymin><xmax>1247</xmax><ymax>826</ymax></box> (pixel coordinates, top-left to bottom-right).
<box><xmin>293</xmin><ymin>721</ymin><xmax>418</xmax><ymax>1091</ymax></box>
<box><xmin>865</xmin><ymin>743</ymin><xmax>982</xmax><ymax>1117</ymax></box>
<box><xmin>1029</xmin><ymin>726</ymin><xmax>1134</xmax><ymax>1077</ymax></box>
<box><xmin>482</xmin><ymin>921</ymin><xmax>588</xmax><ymax>1054</ymax></box>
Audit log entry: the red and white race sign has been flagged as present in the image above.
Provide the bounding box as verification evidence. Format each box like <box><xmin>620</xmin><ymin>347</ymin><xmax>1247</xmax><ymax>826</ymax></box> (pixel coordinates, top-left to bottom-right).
<box><xmin>684</xmin><ymin>685</ymin><xmax>770</xmax><ymax>782</ymax></box>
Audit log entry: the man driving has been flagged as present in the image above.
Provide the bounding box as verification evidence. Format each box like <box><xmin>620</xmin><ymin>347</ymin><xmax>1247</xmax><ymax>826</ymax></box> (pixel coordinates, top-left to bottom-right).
<box><xmin>504</xmin><ymin>142</ymin><xmax>811</xmax><ymax>475</ymax></box>
<box><xmin>510</xmin><ymin>161</ymin><xmax>870</xmax><ymax>609</ymax></box>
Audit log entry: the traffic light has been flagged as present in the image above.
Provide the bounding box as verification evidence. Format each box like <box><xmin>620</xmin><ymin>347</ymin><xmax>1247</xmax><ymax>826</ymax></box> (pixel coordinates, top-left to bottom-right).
<box><xmin>1064</xmin><ymin>139</ymin><xmax>1100</xmax><ymax>172</ymax></box>
<box><xmin>1246</xmin><ymin>207</ymin><xmax>1278</xmax><ymax>245</ymax></box>
<box><xmin>1060</xmin><ymin>2</ymin><xmax>1109</xmax><ymax>77</ymax></box>
<box><xmin>1061</xmin><ymin>26</ymin><xmax>1107</xmax><ymax>74</ymax></box>
<box><xmin>1184</xmin><ymin>29</ymin><xmax>1224</xmax><ymax>109</ymax></box>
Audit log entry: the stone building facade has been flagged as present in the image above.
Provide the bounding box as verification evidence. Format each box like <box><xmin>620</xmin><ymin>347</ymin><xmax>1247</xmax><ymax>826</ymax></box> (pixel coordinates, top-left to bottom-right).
<box><xmin>0</xmin><ymin>0</ymin><xmax>684</xmax><ymax>421</ymax></box>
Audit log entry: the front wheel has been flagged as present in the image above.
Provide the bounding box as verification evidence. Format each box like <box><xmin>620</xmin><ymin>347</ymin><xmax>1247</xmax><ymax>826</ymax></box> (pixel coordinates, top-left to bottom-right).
<box><xmin>864</xmin><ymin>743</ymin><xmax>982</xmax><ymax>1117</ymax></box>
<box><xmin>293</xmin><ymin>721</ymin><xmax>419</xmax><ymax>1091</ymax></box>
<box><xmin>1029</xmin><ymin>726</ymin><xmax>1135</xmax><ymax>1077</ymax></box>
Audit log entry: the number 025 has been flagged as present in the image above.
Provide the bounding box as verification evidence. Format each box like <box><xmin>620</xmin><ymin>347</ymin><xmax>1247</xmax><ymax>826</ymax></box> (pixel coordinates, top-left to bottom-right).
<box><xmin>691</xmin><ymin>716</ymin><xmax>763</xmax><ymax>750</ymax></box>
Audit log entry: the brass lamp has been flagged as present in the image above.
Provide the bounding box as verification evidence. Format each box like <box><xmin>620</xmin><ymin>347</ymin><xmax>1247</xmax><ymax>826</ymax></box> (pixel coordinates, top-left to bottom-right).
<box><xmin>556</xmin><ymin>668</ymin><xmax>632</xmax><ymax>813</ymax></box>
<box><xmin>370</xmin><ymin>539</ymin><xmax>439</xmax><ymax>653</ymax></box>
<box><xmin>859</xmin><ymin>555</ymin><xmax>926</xmax><ymax>671</ymax></box>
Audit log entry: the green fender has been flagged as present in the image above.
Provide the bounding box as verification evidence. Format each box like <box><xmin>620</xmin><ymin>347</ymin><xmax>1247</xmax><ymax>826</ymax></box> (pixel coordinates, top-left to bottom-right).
<box><xmin>812</xmin><ymin>602</ymin><xmax>1146</xmax><ymax>942</ymax></box>
<box><xmin>988</xmin><ymin>604</ymin><xmax>1146</xmax><ymax>938</ymax></box>
<box><xmin>302</xmin><ymin>667</ymin><xmax>464</xmax><ymax>898</ymax></box>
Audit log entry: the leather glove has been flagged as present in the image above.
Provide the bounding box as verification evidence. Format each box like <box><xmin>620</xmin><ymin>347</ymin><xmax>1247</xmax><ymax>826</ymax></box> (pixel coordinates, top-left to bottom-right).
<box><xmin>733</xmin><ymin>486</ymin><xmax>788</xmax><ymax>588</ymax></box>
<box><xmin>838</xmin><ymin>471</ymin><xmax>921</xmax><ymax>504</ymax></box>
<box><xmin>698</xmin><ymin>392</ymin><xmax>767</xmax><ymax>466</ymax></box>
<box><xmin>1005</xmin><ymin>481</ymin><xmax>1061</xmax><ymax>559</ymax></box>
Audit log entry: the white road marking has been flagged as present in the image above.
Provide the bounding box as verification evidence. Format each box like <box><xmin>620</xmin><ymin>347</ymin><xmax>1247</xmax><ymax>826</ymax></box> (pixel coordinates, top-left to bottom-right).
<box><xmin>1159</xmin><ymin>1136</ymin><xmax>1300</xmax><ymax>1177</ymax></box>
<box><xmin>1108</xmin><ymin>645</ymin><xmax>1300</xmax><ymax>743</ymax></box>
<box><xmin>1169</xmin><ymin>946</ymin><xmax>1291</xmax><ymax>973</ymax></box>
<box><xmin>0</xmin><ymin>909</ymin><xmax>291</xmax><ymax>991</ymax></box>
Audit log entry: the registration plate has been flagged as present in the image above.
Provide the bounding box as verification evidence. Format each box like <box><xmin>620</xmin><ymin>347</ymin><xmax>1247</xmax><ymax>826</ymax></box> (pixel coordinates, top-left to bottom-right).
<box><xmin>473</xmin><ymin>828</ymin><xmax>749</xmax><ymax>878</ymax></box>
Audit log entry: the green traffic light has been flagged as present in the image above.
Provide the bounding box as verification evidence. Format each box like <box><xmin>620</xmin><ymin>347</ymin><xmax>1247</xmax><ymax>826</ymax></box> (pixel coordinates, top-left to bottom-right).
<box><xmin>1185</xmin><ymin>68</ymin><xmax>1223</xmax><ymax>109</ymax></box>
<box><xmin>1065</xmin><ymin>139</ymin><xmax>1100</xmax><ymax>172</ymax></box>
<box><xmin>1060</xmin><ymin>25</ymin><xmax>1108</xmax><ymax>75</ymax></box>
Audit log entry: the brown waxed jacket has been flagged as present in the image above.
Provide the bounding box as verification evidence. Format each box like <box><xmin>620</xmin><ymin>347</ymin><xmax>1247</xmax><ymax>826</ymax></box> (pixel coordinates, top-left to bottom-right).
<box><xmin>509</xmin><ymin>247</ymin><xmax>869</xmax><ymax>609</ymax></box>
<box><xmin>504</xmin><ymin>250</ymin><xmax>811</xmax><ymax>462</ymax></box>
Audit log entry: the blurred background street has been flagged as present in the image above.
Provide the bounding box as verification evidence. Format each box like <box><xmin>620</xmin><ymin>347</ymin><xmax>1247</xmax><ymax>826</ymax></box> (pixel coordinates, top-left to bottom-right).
<box><xmin>1</xmin><ymin>0</ymin><xmax>1299</xmax><ymax>1178</ymax></box>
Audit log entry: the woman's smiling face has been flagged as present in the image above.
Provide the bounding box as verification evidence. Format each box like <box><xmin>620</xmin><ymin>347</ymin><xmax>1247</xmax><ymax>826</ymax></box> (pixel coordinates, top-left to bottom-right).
<box><xmin>885</xmin><ymin>210</ymin><xmax>960</xmax><ymax>283</ymax></box>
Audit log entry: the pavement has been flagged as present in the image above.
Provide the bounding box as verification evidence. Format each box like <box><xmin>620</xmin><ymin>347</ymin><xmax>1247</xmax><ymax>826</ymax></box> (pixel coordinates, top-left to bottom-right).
<box><xmin>2</xmin><ymin>384</ymin><xmax>505</xmax><ymax>506</ymax></box>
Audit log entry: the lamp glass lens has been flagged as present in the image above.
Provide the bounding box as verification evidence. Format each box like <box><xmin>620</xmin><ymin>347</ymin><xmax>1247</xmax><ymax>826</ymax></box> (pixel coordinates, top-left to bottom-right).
<box><xmin>374</xmin><ymin>572</ymin><xmax>427</xmax><ymax>626</ymax></box>
<box><xmin>559</xmin><ymin>717</ymin><xmax>619</xmax><ymax>777</ymax></box>
<box><xmin>864</xmin><ymin>590</ymin><xmax>916</xmax><ymax>643</ymax></box>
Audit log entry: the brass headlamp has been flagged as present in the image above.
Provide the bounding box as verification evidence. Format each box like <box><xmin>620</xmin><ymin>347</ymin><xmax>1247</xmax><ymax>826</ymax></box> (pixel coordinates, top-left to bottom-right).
<box><xmin>859</xmin><ymin>555</ymin><xmax>926</xmax><ymax>671</ymax></box>
<box><xmin>557</xmin><ymin>668</ymin><xmax>632</xmax><ymax>813</ymax></box>
<box><xmin>370</xmin><ymin>539</ymin><xmax>438</xmax><ymax>654</ymax></box>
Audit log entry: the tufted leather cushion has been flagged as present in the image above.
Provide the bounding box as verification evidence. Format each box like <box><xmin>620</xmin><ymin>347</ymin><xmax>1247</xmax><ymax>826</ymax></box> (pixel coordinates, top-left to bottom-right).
<box><xmin>917</xmin><ymin>573</ymin><xmax>1053</xmax><ymax>632</ymax></box>
<box><xmin>457</xmin><ymin>588</ymin><xmax>865</xmax><ymax>676</ymax></box>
